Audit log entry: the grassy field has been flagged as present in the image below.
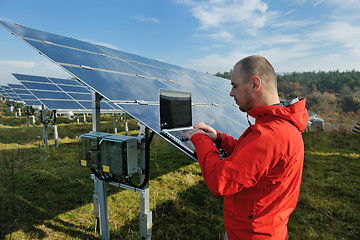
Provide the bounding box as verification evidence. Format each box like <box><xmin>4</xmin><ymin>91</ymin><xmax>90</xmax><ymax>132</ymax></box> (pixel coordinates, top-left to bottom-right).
<box><xmin>0</xmin><ymin>102</ymin><xmax>359</xmax><ymax>239</ymax></box>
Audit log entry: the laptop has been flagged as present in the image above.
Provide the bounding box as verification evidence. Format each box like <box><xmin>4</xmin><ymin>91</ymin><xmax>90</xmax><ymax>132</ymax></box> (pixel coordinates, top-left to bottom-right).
<box><xmin>159</xmin><ymin>89</ymin><xmax>196</xmax><ymax>155</ymax></box>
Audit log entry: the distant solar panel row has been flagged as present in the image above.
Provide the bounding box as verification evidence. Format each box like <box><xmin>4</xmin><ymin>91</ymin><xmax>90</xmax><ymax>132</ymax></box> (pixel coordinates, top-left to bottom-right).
<box><xmin>1</xmin><ymin>85</ymin><xmax>22</xmax><ymax>102</ymax></box>
<box><xmin>12</xmin><ymin>73</ymin><xmax>118</xmax><ymax>111</ymax></box>
<box><xmin>0</xmin><ymin>21</ymin><xmax>250</xmax><ymax>141</ymax></box>
<box><xmin>7</xmin><ymin>83</ymin><xmax>42</xmax><ymax>106</ymax></box>
<box><xmin>0</xmin><ymin>86</ymin><xmax>11</xmax><ymax>100</ymax></box>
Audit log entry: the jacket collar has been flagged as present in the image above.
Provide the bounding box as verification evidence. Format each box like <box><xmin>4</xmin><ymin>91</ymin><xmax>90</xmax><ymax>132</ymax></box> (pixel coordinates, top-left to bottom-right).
<box><xmin>247</xmin><ymin>98</ymin><xmax>309</xmax><ymax>132</ymax></box>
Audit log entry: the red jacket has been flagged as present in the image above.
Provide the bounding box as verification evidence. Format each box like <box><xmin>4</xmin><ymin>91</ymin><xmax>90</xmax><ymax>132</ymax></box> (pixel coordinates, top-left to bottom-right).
<box><xmin>191</xmin><ymin>99</ymin><xmax>309</xmax><ymax>240</ymax></box>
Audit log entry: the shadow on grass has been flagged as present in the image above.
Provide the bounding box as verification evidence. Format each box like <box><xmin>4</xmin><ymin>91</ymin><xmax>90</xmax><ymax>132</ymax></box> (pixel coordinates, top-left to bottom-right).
<box><xmin>110</xmin><ymin>180</ymin><xmax>225</xmax><ymax>240</ymax></box>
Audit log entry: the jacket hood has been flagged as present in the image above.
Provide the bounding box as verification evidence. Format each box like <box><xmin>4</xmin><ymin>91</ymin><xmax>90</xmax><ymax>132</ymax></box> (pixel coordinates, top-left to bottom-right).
<box><xmin>247</xmin><ymin>98</ymin><xmax>309</xmax><ymax>132</ymax></box>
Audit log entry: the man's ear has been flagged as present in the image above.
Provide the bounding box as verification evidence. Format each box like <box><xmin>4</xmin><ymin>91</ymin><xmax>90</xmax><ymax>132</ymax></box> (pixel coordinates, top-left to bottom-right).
<box><xmin>251</xmin><ymin>76</ymin><xmax>261</xmax><ymax>92</ymax></box>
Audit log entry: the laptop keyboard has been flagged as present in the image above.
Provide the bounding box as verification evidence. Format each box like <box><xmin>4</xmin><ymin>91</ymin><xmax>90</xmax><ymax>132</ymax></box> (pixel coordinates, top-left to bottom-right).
<box><xmin>168</xmin><ymin>129</ymin><xmax>190</xmax><ymax>142</ymax></box>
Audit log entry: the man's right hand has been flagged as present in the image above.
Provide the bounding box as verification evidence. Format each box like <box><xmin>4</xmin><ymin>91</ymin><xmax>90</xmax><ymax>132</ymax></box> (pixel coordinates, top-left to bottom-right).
<box><xmin>192</xmin><ymin>122</ymin><xmax>217</xmax><ymax>141</ymax></box>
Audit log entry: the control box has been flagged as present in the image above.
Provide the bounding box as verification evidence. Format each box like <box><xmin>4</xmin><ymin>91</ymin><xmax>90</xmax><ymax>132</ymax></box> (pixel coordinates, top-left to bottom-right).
<box><xmin>79</xmin><ymin>132</ymin><xmax>110</xmax><ymax>170</ymax></box>
<box><xmin>79</xmin><ymin>132</ymin><xmax>139</xmax><ymax>177</ymax></box>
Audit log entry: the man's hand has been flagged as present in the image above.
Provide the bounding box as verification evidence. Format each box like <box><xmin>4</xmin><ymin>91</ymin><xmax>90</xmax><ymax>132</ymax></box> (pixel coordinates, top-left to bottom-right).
<box><xmin>184</xmin><ymin>122</ymin><xmax>217</xmax><ymax>141</ymax></box>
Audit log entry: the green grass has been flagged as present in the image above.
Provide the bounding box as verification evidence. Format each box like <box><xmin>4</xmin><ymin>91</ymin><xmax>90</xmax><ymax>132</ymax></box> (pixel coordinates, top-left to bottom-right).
<box><xmin>288</xmin><ymin>133</ymin><xmax>360</xmax><ymax>239</ymax></box>
<box><xmin>0</xmin><ymin>102</ymin><xmax>359</xmax><ymax>239</ymax></box>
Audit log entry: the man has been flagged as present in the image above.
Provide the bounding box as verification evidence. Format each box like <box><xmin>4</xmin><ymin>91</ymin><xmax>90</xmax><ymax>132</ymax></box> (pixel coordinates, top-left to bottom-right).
<box><xmin>185</xmin><ymin>55</ymin><xmax>309</xmax><ymax>239</ymax></box>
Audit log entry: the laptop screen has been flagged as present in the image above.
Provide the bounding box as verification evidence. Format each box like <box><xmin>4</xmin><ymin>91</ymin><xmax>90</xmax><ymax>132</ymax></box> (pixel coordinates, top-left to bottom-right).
<box><xmin>160</xmin><ymin>89</ymin><xmax>192</xmax><ymax>129</ymax></box>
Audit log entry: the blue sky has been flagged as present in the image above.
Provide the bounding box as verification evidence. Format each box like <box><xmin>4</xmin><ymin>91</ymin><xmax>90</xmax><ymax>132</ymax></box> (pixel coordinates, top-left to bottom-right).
<box><xmin>0</xmin><ymin>0</ymin><xmax>359</xmax><ymax>85</ymax></box>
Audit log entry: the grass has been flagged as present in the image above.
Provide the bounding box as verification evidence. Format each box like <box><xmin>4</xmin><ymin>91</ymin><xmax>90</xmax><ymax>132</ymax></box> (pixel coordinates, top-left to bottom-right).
<box><xmin>0</xmin><ymin>102</ymin><xmax>359</xmax><ymax>239</ymax></box>
<box><xmin>288</xmin><ymin>133</ymin><xmax>360</xmax><ymax>239</ymax></box>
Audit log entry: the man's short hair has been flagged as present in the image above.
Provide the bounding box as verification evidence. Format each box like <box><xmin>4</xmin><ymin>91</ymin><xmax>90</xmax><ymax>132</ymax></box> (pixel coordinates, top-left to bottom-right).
<box><xmin>236</xmin><ymin>55</ymin><xmax>277</xmax><ymax>92</ymax></box>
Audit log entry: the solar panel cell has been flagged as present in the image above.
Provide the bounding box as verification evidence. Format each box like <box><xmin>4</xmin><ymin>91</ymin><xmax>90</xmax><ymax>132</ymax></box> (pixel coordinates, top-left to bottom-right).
<box><xmin>21</xmin><ymin>82</ymin><xmax>62</xmax><ymax>91</ymax></box>
<box><xmin>49</xmin><ymin>77</ymin><xmax>83</xmax><ymax>86</ymax></box>
<box><xmin>41</xmin><ymin>100</ymin><xmax>84</xmax><ymax>109</ymax></box>
<box><xmin>57</xmin><ymin>85</ymin><xmax>90</xmax><ymax>93</ymax></box>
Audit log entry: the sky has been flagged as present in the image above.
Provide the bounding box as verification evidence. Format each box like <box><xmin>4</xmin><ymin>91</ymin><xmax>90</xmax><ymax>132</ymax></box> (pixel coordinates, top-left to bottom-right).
<box><xmin>0</xmin><ymin>0</ymin><xmax>359</xmax><ymax>85</ymax></box>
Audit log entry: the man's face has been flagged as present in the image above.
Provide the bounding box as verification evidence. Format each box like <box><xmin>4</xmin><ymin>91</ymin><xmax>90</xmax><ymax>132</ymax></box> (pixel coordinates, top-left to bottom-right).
<box><xmin>230</xmin><ymin>64</ymin><xmax>254</xmax><ymax>112</ymax></box>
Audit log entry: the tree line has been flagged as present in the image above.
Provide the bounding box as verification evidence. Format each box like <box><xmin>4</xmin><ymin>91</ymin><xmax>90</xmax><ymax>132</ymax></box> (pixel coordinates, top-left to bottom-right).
<box><xmin>214</xmin><ymin>70</ymin><xmax>360</xmax><ymax>115</ymax></box>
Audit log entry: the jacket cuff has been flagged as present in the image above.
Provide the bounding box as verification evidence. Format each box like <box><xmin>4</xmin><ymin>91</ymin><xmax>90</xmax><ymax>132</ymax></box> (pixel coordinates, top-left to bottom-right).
<box><xmin>214</xmin><ymin>130</ymin><xmax>222</xmax><ymax>145</ymax></box>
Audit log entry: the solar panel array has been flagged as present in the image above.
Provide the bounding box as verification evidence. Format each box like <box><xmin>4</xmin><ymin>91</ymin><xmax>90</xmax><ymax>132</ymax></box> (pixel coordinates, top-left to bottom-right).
<box><xmin>0</xmin><ymin>21</ymin><xmax>251</xmax><ymax>140</ymax></box>
<box><xmin>12</xmin><ymin>73</ymin><xmax>118</xmax><ymax>111</ymax></box>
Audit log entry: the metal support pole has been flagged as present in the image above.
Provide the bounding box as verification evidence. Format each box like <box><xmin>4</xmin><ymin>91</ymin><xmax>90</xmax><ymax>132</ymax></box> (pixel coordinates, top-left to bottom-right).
<box><xmin>32</xmin><ymin>115</ymin><xmax>35</xmax><ymax>126</ymax></box>
<box><xmin>26</xmin><ymin>114</ymin><xmax>30</xmax><ymax>127</ymax></box>
<box><xmin>92</xmin><ymin>174</ymin><xmax>101</xmax><ymax>233</ymax></box>
<box><xmin>113</xmin><ymin>113</ymin><xmax>124</xmax><ymax>134</ymax></box>
<box><xmin>53</xmin><ymin>124</ymin><xmax>59</xmax><ymax>148</ymax></box>
<box><xmin>77</xmin><ymin>114</ymin><xmax>80</xmax><ymax>124</ymax></box>
<box><xmin>113</xmin><ymin>113</ymin><xmax>117</xmax><ymax>134</ymax></box>
<box><xmin>18</xmin><ymin>108</ymin><xmax>21</xmax><ymax>117</ymax></box>
<box><xmin>92</xmin><ymin>91</ymin><xmax>109</xmax><ymax>240</ymax></box>
<box><xmin>83</xmin><ymin>114</ymin><xmax>86</xmax><ymax>124</ymax></box>
<box><xmin>125</xmin><ymin>113</ymin><xmax>128</xmax><ymax>135</ymax></box>
<box><xmin>92</xmin><ymin>92</ymin><xmax>101</xmax><ymax>132</ymax></box>
<box><xmin>140</xmin><ymin>188</ymin><xmax>152</xmax><ymax>239</ymax></box>
<box><xmin>42</xmin><ymin>123</ymin><xmax>48</xmax><ymax>147</ymax></box>
<box><xmin>138</xmin><ymin>125</ymin><xmax>152</xmax><ymax>239</ymax></box>
<box><xmin>98</xmin><ymin>179</ymin><xmax>109</xmax><ymax>240</ymax></box>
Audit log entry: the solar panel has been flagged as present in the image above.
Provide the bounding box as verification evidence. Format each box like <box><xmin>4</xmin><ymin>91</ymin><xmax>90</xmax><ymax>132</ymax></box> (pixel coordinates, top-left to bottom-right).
<box><xmin>7</xmin><ymin>83</ymin><xmax>42</xmax><ymax>106</ymax></box>
<box><xmin>12</xmin><ymin>73</ymin><xmax>118</xmax><ymax>112</ymax></box>
<box><xmin>1</xmin><ymin>85</ymin><xmax>22</xmax><ymax>102</ymax></box>
<box><xmin>0</xmin><ymin>86</ymin><xmax>11</xmax><ymax>100</ymax></box>
<box><xmin>0</xmin><ymin>21</ymin><xmax>252</xmax><ymax>154</ymax></box>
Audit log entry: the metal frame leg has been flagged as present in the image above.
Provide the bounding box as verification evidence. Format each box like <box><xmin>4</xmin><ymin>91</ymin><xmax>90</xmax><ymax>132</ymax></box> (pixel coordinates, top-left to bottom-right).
<box><xmin>26</xmin><ymin>114</ymin><xmax>30</xmax><ymax>127</ymax></box>
<box><xmin>53</xmin><ymin>124</ymin><xmax>59</xmax><ymax>148</ymax></box>
<box><xmin>42</xmin><ymin>123</ymin><xmax>48</xmax><ymax>147</ymax></box>
<box><xmin>93</xmin><ymin>175</ymin><xmax>101</xmax><ymax>233</ymax></box>
<box><xmin>138</xmin><ymin>125</ymin><xmax>152</xmax><ymax>239</ymax></box>
<box><xmin>99</xmin><ymin>180</ymin><xmax>109</xmax><ymax>239</ymax></box>
<box><xmin>140</xmin><ymin>187</ymin><xmax>152</xmax><ymax>239</ymax></box>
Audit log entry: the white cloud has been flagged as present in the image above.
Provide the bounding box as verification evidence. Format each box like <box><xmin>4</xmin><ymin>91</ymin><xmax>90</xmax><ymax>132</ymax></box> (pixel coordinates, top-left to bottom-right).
<box><xmin>185</xmin><ymin>51</ymin><xmax>247</xmax><ymax>74</ymax></box>
<box><xmin>311</xmin><ymin>21</ymin><xmax>360</xmax><ymax>56</ymax></box>
<box><xmin>190</xmin><ymin>0</ymin><xmax>271</xmax><ymax>30</ymax></box>
<box><xmin>272</xmin><ymin>19</ymin><xmax>320</xmax><ymax>31</ymax></box>
<box><xmin>0</xmin><ymin>60</ymin><xmax>70</xmax><ymax>85</ymax></box>
<box><xmin>286</xmin><ymin>0</ymin><xmax>307</xmax><ymax>5</ymax></box>
<box><xmin>313</xmin><ymin>0</ymin><xmax>324</xmax><ymax>7</ymax></box>
<box><xmin>176</xmin><ymin>0</ymin><xmax>277</xmax><ymax>37</ymax></box>
<box><xmin>176</xmin><ymin>0</ymin><xmax>360</xmax><ymax>73</ymax></box>
<box><xmin>199</xmin><ymin>44</ymin><xmax>222</xmax><ymax>51</ymax></box>
<box><xmin>132</xmin><ymin>15</ymin><xmax>160</xmax><ymax>23</ymax></box>
<box><xmin>195</xmin><ymin>30</ymin><xmax>234</xmax><ymax>42</ymax></box>
<box><xmin>0</xmin><ymin>60</ymin><xmax>37</xmax><ymax>68</ymax></box>
<box><xmin>327</xmin><ymin>0</ymin><xmax>360</xmax><ymax>10</ymax></box>
<box><xmin>0</xmin><ymin>17</ymin><xmax>15</xmax><ymax>23</ymax></box>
